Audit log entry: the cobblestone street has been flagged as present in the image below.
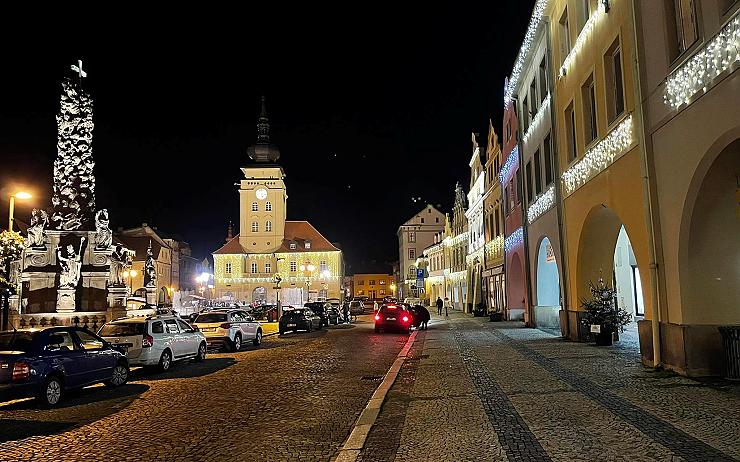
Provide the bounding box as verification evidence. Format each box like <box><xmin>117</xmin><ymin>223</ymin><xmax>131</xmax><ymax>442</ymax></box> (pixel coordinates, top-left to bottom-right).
<box><xmin>2</xmin><ymin>312</ymin><xmax>740</xmax><ymax>461</ymax></box>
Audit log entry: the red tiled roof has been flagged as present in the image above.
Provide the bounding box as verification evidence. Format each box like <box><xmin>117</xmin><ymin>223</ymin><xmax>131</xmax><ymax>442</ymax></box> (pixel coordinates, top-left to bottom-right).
<box><xmin>212</xmin><ymin>221</ymin><xmax>339</xmax><ymax>255</ymax></box>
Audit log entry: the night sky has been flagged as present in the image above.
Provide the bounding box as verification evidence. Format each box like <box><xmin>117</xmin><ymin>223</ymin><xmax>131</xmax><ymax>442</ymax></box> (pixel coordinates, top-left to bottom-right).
<box><xmin>0</xmin><ymin>4</ymin><xmax>535</xmax><ymax>273</ymax></box>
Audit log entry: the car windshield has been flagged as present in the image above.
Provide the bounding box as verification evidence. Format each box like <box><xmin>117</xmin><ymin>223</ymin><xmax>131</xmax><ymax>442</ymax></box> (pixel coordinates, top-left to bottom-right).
<box><xmin>0</xmin><ymin>331</ymin><xmax>37</xmax><ymax>352</ymax></box>
<box><xmin>99</xmin><ymin>323</ymin><xmax>146</xmax><ymax>337</ymax></box>
<box><xmin>350</xmin><ymin>302</ymin><xmax>361</xmax><ymax>306</ymax></box>
<box><xmin>195</xmin><ymin>313</ymin><xmax>228</xmax><ymax>323</ymax></box>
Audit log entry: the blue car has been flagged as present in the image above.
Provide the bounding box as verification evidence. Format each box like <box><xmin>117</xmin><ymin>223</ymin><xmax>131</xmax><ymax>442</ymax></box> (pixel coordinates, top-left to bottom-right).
<box><xmin>0</xmin><ymin>326</ymin><xmax>129</xmax><ymax>406</ymax></box>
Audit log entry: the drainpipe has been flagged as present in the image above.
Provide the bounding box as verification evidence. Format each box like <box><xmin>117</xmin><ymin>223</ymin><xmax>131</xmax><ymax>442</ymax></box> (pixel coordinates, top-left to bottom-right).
<box><xmin>631</xmin><ymin>0</ymin><xmax>662</xmax><ymax>368</ymax></box>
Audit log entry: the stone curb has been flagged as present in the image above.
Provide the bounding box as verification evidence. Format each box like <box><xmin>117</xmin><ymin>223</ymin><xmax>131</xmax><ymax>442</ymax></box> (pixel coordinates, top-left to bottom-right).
<box><xmin>334</xmin><ymin>330</ymin><xmax>418</xmax><ymax>461</ymax></box>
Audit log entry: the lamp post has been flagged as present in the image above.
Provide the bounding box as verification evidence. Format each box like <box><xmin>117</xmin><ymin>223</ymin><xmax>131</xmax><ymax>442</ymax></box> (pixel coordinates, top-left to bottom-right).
<box><xmin>122</xmin><ymin>269</ymin><xmax>138</xmax><ymax>296</ymax></box>
<box><xmin>274</xmin><ymin>257</ymin><xmax>285</xmax><ymax>320</ymax></box>
<box><xmin>299</xmin><ymin>262</ymin><xmax>316</xmax><ymax>302</ymax></box>
<box><xmin>8</xmin><ymin>191</ymin><xmax>32</xmax><ymax>231</ymax></box>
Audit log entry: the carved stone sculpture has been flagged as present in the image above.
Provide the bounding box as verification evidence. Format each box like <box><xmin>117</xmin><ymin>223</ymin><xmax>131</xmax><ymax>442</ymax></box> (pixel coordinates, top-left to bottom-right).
<box><xmin>144</xmin><ymin>241</ymin><xmax>157</xmax><ymax>288</ymax></box>
<box><xmin>58</xmin><ymin>238</ymin><xmax>85</xmax><ymax>289</ymax></box>
<box><xmin>109</xmin><ymin>244</ymin><xmax>129</xmax><ymax>287</ymax></box>
<box><xmin>25</xmin><ymin>209</ymin><xmax>49</xmax><ymax>248</ymax></box>
<box><xmin>94</xmin><ymin>209</ymin><xmax>112</xmax><ymax>249</ymax></box>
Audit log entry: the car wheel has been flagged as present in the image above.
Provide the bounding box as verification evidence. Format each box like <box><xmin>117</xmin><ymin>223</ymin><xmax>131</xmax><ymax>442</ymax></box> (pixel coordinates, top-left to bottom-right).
<box><xmin>232</xmin><ymin>334</ymin><xmax>242</xmax><ymax>352</ymax></box>
<box><xmin>253</xmin><ymin>329</ymin><xmax>262</xmax><ymax>346</ymax></box>
<box><xmin>194</xmin><ymin>342</ymin><xmax>207</xmax><ymax>362</ymax></box>
<box><xmin>106</xmin><ymin>362</ymin><xmax>129</xmax><ymax>387</ymax></box>
<box><xmin>159</xmin><ymin>350</ymin><xmax>173</xmax><ymax>372</ymax></box>
<box><xmin>39</xmin><ymin>375</ymin><xmax>63</xmax><ymax>406</ymax></box>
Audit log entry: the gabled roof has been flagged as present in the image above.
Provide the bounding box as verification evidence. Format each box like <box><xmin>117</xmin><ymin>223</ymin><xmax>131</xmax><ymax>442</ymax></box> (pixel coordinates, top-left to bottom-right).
<box><xmin>212</xmin><ymin>221</ymin><xmax>340</xmax><ymax>255</ymax></box>
<box><xmin>116</xmin><ymin>235</ymin><xmax>163</xmax><ymax>260</ymax></box>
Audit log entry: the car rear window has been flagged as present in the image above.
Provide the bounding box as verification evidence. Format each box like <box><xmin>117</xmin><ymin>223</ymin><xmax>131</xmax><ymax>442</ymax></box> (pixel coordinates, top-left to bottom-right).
<box><xmin>99</xmin><ymin>323</ymin><xmax>146</xmax><ymax>337</ymax></box>
<box><xmin>380</xmin><ymin>306</ymin><xmax>401</xmax><ymax>314</ymax></box>
<box><xmin>0</xmin><ymin>332</ymin><xmax>37</xmax><ymax>352</ymax></box>
<box><xmin>195</xmin><ymin>313</ymin><xmax>227</xmax><ymax>323</ymax></box>
<box><xmin>285</xmin><ymin>310</ymin><xmax>305</xmax><ymax>317</ymax></box>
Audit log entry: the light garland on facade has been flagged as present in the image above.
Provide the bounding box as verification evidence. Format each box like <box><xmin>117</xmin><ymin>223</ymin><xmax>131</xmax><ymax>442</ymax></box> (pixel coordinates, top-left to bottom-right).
<box><xmin>504</xmin><ymin>0</ymin><xmax>549</xmax><ymax>107</ymax></box>
<box><xmin>527</xmin><ymin>184</ymin><xmax>556</xmax><ymax>224</ymax></box>
<box><xmin>499</xmin><ymin>146</ymin><xmax>519</xmax><ymax>184</ymax></box>
<box><xmin>443</xmin><ymin>232</ymin><xmax>468</xmax><ymax>247</ymax></box>
<box><xmin>559</xmin><ymin>0</ymin><xmax>608</xmax><ymax>78</ymax></box>
<box><xmin>523</xmin><ymin>94</ymin><xmax>551</xmax><ymax>146</ymax></box>
<box><xmin>465</xmin><ymin>247</ymin><xmax>484</xmax><ymax>266</ymax></box>
<box><xmin>664</xmin><ymin>12</ymin><xmax>740</xmax><ymax>109</ymax></box>
<box><xmin>505</xmin><ymin>227</ymin><xmax>524</xmax><ymax>253</ymax></box>
<box><xmin>485</xmin><ymin>235</ymin><xmax>505</xmax><ymax>262</ymax></box>
<box><xmin>217</xmin><ymin>275</ymin><xmax>341</xmax><ymax>284</ymax></box>
<box><xmin>561</xmin><ymin>114</ymin><xmax>634</xmax><ymax>196</ymax></box>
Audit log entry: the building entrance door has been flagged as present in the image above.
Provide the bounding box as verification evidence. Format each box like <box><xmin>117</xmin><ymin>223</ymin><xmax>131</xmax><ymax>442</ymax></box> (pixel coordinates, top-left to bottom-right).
<box><xmin>369</xmin><ymin>290</ymin><xmax>376</xmax><ymax>299</ymax></box>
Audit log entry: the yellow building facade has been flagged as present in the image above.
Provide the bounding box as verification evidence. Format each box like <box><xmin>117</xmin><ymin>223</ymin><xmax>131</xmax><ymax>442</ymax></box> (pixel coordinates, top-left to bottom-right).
<box><xmin>352</xmin><ymin>274</ymin><xmax>395</xmax><ymax>299</ymax></box>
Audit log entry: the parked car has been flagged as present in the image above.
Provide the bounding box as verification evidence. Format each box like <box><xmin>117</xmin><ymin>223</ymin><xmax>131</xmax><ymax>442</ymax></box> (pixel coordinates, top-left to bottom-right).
<box><xmin>304</xmin><ymin>302</ymin><xmax>330</xmax><ymax>327</ymax></box>
<box><xmin>349</xmin><ymin>300</ymin><xmax>365</xmax><ymax>316</ymax></box>
<box><xmin>192</xmin><ymin>309</ymin><xmax>263</xmax><ymax>352</ymax></box>
<box><xmin>98</xmin><ymin>315</ymin><xmax>206</xmax><ymax>372</ymax></box>
<box><xmin>0</xmin><ymin>327</ymin><xmax>129</xmax><ymax>406</ymax></box>
<box><xmin>374</xmin><ymin>304</ymin><xmax>412</xmax><ymax>334</ymax></box>
<box><xmin>403</xmin><ymin>297</ymin><xmax>422</xmax><ymax>307</ymax></box>
<box><xmin>279</xmin><ymin>308</ymin><xmax>322</xmax><ymax>335</ymax></box>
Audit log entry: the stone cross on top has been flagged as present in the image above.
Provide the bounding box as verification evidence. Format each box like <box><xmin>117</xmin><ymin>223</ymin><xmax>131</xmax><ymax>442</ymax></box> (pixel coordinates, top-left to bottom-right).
<box><xmin>71</xmin><ymin>59</ymin><xmax>87</xmax><ymax>79</ymax></box>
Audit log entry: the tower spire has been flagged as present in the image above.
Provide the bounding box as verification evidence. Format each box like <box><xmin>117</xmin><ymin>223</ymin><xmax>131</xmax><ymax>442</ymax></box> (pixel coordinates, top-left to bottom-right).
<box><xmin>257</xmin><ymin>95</ymin><xmax>270</xmax><ymax>143</ymax></box>
<box><xmin>247</xmin><ymin>95</ymin><xmax>281</xmax><ymax>163</ymax></box>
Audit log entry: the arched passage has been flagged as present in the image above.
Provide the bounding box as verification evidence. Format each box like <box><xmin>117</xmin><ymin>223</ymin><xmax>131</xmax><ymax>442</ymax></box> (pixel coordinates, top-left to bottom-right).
<box><xmin>252</xmin><ymin>286</ymin><xmax>267</xmax><ymax>305</ymax></box>
<box><xmin>507</xmin><ymin>253</ymin><xmax>525</xmax><ymax>321</ymax></box>
<box><xmin>536</xmin><ymin>237</ymin><xmax>561</xmax><ymax>329</ymax></box>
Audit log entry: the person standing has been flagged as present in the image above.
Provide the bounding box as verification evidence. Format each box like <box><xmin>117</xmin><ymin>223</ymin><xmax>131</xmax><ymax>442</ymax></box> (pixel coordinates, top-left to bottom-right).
<box><xmin>436</xmin><ymin>297</ymin><xmax>443</xmax><ymax>316</ymax></box>
<box><xmin>444</xmin><ymin>297</ymin><xmax>452</xmax><ymax>318</ymax></box>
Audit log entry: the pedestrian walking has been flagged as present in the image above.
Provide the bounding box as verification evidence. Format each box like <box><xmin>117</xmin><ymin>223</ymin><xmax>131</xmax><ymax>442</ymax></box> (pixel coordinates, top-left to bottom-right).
<box><xmin>444</xmin><ymin>297</ymin><xmax>452</xmax><ymax>318</ymax></box>
<box><xmin>436</xmin><ymin>297</ymin><xmax>443</xmax><ymax>316</ymax></box>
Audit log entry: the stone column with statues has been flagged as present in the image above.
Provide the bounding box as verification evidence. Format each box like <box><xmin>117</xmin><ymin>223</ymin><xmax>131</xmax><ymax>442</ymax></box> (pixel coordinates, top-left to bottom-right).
<box><xmin>144</xmin><ymin>241</ymin><xmax>157</xmax><ymax>306</ymax></box>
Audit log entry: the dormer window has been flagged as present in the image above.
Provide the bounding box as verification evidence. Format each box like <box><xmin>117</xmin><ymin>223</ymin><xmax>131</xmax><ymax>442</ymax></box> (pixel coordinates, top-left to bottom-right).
<box><xmin>289</xmin><ymin>242</ymin><xmax>297</xmax><ymax>250</ymax></box>
<box><xmin>305</xmin><ymin>241</ymin><xmax>311</xmax><ymax>250</ymax></box>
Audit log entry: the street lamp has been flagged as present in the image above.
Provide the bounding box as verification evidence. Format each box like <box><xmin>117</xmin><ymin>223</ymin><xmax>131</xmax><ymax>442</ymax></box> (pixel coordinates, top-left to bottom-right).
<box><xmin>299</xmin><ymin>263</ymin><xmax>316</xmax><ymax>302</ymax></box>
<box><xmin>274</xmin><ymin>257</ymin><xmax>285</xmax><ymax>320</ymax></box>
<box><xmin>8</xmin><ymin>191</ymin><xmax>32</xmax><ymax>231</ymax></box>
<box><xmin>122</xmin><ymin>269</ymin><xmax>138</xmax><ymax>295</ymax></box>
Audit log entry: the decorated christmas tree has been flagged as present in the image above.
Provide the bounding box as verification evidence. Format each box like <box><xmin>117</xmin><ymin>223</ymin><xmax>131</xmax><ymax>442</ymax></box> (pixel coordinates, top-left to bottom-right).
<box><xmin>580</xmin><ymin>278</ymin><xmax>632</xmax><ymax>334</ymax></box>
<box><xmin>51</xmin><ymin>63</ymin><xmax>96</xmax><ymax>231</ymax></box>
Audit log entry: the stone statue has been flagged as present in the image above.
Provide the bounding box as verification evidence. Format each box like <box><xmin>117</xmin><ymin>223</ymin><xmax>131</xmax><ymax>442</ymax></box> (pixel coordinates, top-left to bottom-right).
<box><xmin>94</xmin><ymin>209</ymin><xmax>112</xmax><ymax>250</ymax></box>
<box><xmin>109</xmin><ymin>244</ymin><xmax>129</xmax><ymax>286</ymax></box>
<box><xmin>25</xmin><ymin>209</ymin><xmax>49</xmax><ymax>248</ymax></box>
<box><xmin>144</xmin><ymin>240</ymin><xmax>157</xmax><ymax>288</ymax></box>
<box><xmin>58</xmin><ymin>237</ymin><xmax>85</xmax><ymax>289</ymax></box>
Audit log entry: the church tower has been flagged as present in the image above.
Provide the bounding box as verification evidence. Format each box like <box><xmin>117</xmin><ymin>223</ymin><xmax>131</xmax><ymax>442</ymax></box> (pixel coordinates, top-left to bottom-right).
<box><xmin>238</xmin><ymin>96</ymin><xmax>288</xmax><ymax>253</ymax></box>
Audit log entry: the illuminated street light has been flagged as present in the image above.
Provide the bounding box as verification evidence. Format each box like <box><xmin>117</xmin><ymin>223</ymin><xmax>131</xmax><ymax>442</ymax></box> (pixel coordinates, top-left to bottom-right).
<box><xmin>8</xmin><ymin>191</ymin><xmax>32</xmax><ymax>231</ymax></box>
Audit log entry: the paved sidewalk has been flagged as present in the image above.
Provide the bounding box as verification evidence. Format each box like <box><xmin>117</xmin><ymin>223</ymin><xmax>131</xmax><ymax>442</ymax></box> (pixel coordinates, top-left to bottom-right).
<box><xmin>357</xmin><ymin>311</ymin><xmax>740</xmax><ymax>461</ymax></box>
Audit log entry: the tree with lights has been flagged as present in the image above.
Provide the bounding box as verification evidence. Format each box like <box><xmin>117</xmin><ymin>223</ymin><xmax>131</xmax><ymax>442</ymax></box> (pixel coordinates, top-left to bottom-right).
<box><xmin>51</xmin><ymin>62</ymin><xmax>96</xmax><ymax>231</ymax></box>
<box><xmin>580</xmin><ymin>277</ymin><xmax>632</xmax><ymax>346</ymax></box>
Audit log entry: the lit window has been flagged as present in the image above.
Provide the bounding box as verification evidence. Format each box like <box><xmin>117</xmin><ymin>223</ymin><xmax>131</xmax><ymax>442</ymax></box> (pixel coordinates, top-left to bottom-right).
<box><xmin>289</xmin><ymin>243</ymin><xmax>297</xmax><ymax>250</ymax></box>
<box><xmin>409</xmin><ymin>248</ymin><xmax>416</xmax><ymax>260</ymax></box>
<box><xmin>251</xmin><ymin>262</ymin><xmax>258</xmax><ymax>273</ymax></box>
<box><xmin>408</xmin><ymin>232</ymin><xmax>416</xmax><ymax>243</ymax></box>
<box><xmin>290</xmin><ymin>261</ymin><xmax>297</xmax><ymax>272</ymax></box>
<box><xmin>266</xmin><ymin>221</ymin><xmax>272</xmax><ymax>232</ymax></box>
<box><xmin>252</xmin><ymin>202</ymin><xmax>258</xmax><ymax>212</ymax></box>
<box><xmin>251</xmin><ymin>222</ymin><xmax>259</xmax><ymax>233</ymax></box>
<box><xmin>357</xmin><ymin>280</ymin><xmax>364</xmax><ymax>286</ymax></box>
<box><xmin>369</xmin><ymin>280</ymin><xmax>376</xmax><ymax>286</ymax></box>
<box><xmin>225</xmin><ymin>262</ymin><xmax>232</xmax><ymax>274</ymax></box>
<box><xmin>265</xmin><ymin>263</ymin><xmax>271</xmax><ymax>273</ymax></box>
<box><xmin>305</xmin><ymin>242</ymin><xmax>311</xmax><ymax>249</ymax></box>
<box><xmin>266</xmin><ymin>201</ymin><xmax>272</xmax><ymax>211</ymax></box>
<box><xmin>320</xmin><ymin>261</ymin><xmax>327</xmax><ymax>272</ymax></box>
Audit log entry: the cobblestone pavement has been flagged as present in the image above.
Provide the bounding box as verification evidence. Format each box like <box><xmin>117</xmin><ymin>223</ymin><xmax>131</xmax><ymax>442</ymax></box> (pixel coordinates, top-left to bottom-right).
<box><xmin>359</xmin><ymin>311</ymin><xmax>740</xmax><ymax>461</ymax></box>
<box><xmin>0</xmin><ymin>317</ymin><xmax>407</xmax><ymax>462</ymax></box>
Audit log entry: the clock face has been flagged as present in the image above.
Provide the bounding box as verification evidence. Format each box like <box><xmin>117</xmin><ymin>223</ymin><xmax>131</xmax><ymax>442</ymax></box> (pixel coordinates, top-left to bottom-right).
<box><xmin>256</xmin><ymin>188</ymin><xmax>268</xmax><ymax>200</ymax></box>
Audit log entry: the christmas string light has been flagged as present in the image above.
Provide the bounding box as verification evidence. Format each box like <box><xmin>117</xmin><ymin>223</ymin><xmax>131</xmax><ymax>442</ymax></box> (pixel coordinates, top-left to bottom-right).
<box><xmin>505</xmin><ymin>0</ymin><xmax>549</xmax><ymax>108</ymax></box>
<box><xmin>665</xmin><ymin>13</ymin><xmax>740</xmax><ymax>109</ymax></box>
<box><xmin>505</xmin><ymin>227</ymin><xmax>524</xmax><ymax>253</ymax></box>
<box><xmin>561</xmin><ymin>114</ymin><xmax>634</xmax><ymax>196</ymax></box>
<box><xmin>559</xmin><ymin>0</ymin><xmax>608</xmax><ymax>78</ymax></box>
<box><xmin>485</xmin><ymin>235</ymin><xmax>505</xmax><ymax>261</ymax></box>
<box><xmin>523</xmin><ymin>93</ymin><xmax>551</xmax><ymax>146</ymax></box>
<box><xmin>527</xmin><ymin>184</ymin><xmax>555</xmax><ymax>224</ymax></box>
<box><xmin>499</xmin><ymin>146</ymin><xmax>519</xmax><ymax>184</ymax></box>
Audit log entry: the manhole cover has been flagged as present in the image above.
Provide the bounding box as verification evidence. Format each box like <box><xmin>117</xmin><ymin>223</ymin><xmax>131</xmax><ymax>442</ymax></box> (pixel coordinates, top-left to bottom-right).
<box><xmin>361</xmin><ymin>375</ymin><xmax>383</xmax><ymax>381</ymax></box>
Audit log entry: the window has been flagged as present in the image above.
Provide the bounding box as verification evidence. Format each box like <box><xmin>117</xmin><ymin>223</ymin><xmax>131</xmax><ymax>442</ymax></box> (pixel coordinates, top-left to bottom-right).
<box><xmin>534</xmin><ymin>149</ymin><xmax>542</xmax><ymax>196</ymax></box>
<box><xmin>379</xmin><ymin>280</ymin><xmax>386</xmax><ymax>285</ymax></box>
<box><xmin>290</xmin><ymin>261</ymin><xmax>297</xmax><ymax>272</ymax></box>
<box><xmin>151</xmin><ymin>321</ymin><xmax>164</xmax><ymax>334</ymax></box>
<box><xmin>266</xmin><ymin>221</ymin><xmax>272</xmax><ymax>232</ymax></box>
<box><xmin>525</xmin><ymin>161</ymin><xmax>533</xmax><ymax>204</ymax></box>
<box><xmin>320</xmin><ymin>261</ymin><xmax>327</xmax><ymax>272</ymax></box>
<box><xmin>164</xmin><ymin>319</ymin><xmax>179</xmax><ymax>334</ymax></box>
<box><xmin>581</xmin><ymin>0</ymin><xmax>592</xmax><ymax>31</ymax></box>
<box><xmin>357</xmin><ymin>280</ymin><xmax>364</xmax><ymax>286</ymax></box>
<box><xmin>604</xmin><ymin>39</ymin><xmax>625</xmax><ymax>124</ymax></box>
<box><xmin>529</xmin><ymin>79</ymin><xmax>538</xmax><ymax>116</ymax></box>
<box><xmin>522</xmin><ymin>95</ymin><xmax>529</xmax><ymax>133</ymax></box>
<box><xmin>75</xmin><ymin>330</ymin><xmax>104</xmax><ymax>350</ymax></box>
<box><xmin>544</xmin><ymin>134</ymin><xmax>554</xmax><ymax>186</ymax></box>
<box><xmin>515</xmin><ymin>170</ymin><xmax>522</xmax><ymax>204</ymax></box>
<box><xmin>408</xmin><ymin>232</ymin><xmax>416</xmax><ymax>243</ymax></box>
<box><xmin>251</xmin><ymin>202</ymin><xmax>258</xmax><ymax>212</ymax></box>
<box><xmin>265</xmin><ymin>201</ymin><xmax>272</xmax><ymax>211</ymax></box>
<box><xmin>305</xmin><ymin>242</ymin><xmax>311</xmax><ymax>249</ymax></box>
<box><xmin>421</xmin><ymin>218</ymin><xmax>425</xmax><ymax>223</ymax></box>
<box><xmin>289</xmin><ymin>243</ymin><xmax>297</xmax><ymax>250</ymax></box>
<box><xmin>506</xmin><ymin>120</ymin><xmax>512</xmax><ymax>142</ymax></box>
<box><xmin>357</xmin><ymin>290</ymin><xmax>364</xmax><ymax>295</ymax></box>
<box><xmin>495</xmin><ymin>208</ymin><xmax>501</xmax><ymax>236</ymax></box>
<box><xmin>251</xmin><ymin>262</ymin><xmax>258</xmax><ymax>273</ymax></box>
<box><xmin>369</xmin><ymin>280</ymin><xmax>376</xmax><ymax>285</ymax></box>
<box><xmin>225</xmin><ymin>262</ymin><xmax>232</xmax><ymax>274</ymax></box>
<box><xmin>177</xmin><ymin>320</ymin><xmax>192</xmax><ymax>332</ymax></box>
<box><xmin>494</xmin><ymin>156</ymin><xmax>500</xmax><ymax>176</ymax></box>
<box><xmin>265</xmin><ymin>263</ymin><xmax>271</xmax><ymax>273</ymax></box>
<box><xmin>539</xmin><ymin>57</ymin><xmax>548</xmax><ymax>104</ymax></box>
<box><xmin>409</xmin><ymin>267</ymin><xmax>416</xmax><ymax>278</ymax></box>
<box><xmin>559</xmin><ymin>8</ymin><xmax>571</xmax><ymax>65</ymax></box>
<box><xmin>251</xmin><ymin>222</ymin><xmax>259</xmax><ymax>233</ymax></box>
<box><xmin>667</xmin><ymin>0</ymin><xmax>699</xmax><ymax>58</ymax></box>
<box><xmin>409</xmin><ymin>248</ymin><xmax>416</xmax><ymax>260</ymax></box>
<box><xmin>380</xmin><ymin>289</ymin><xmax>385</xmax><ymax>295</ymax></box>
<box><xmin>565</xmin><ymin>102</ymin><xmax>577</xmax><ymax>161</ymax></box>
<box><xmin>436</xmin><ymin>217</ymin><xmax>439</xmax><ymax>223</ymax></box>
<box><xmin>45</xmin><ymin>331</ymin><xmax>77</xmax><ymax>352</ymax></box>
<box><xmin>582</xmin><ymin>75</ymin><xmax>598</xmax><ymax>145</ymax></box>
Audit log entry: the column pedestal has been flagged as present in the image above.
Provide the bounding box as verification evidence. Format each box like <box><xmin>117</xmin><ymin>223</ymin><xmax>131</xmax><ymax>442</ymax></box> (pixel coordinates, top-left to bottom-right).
<box><xmin>57</xmin><ymin>288</ymin><xmax>76</xmax><ymax>313</ymax></box>
<box><xmin>145</xmin><ymin>286</ymin><xmax>157</xmax><ymax>306</ymax></box>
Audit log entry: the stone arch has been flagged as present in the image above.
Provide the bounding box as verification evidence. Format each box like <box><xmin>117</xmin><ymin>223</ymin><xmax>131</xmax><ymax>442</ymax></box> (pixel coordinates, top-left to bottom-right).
<box><xmin>679</xmin><ymin>137</ymin><xmax>740</xmax><ymax>325</ymax></box>
<box><xmin>252</xmin><ymin>286</ymin><xmax>267</xmax><ymax>305</ymax></box>
<box><xmin>535</xmin><ymin>236</ymin><xmax>561</xmax><ymax>329</ymax></box>
<box><xmin>507</xmin><ymin>252</ymin><xmax>526</xmax><ymax>321</ymax></box>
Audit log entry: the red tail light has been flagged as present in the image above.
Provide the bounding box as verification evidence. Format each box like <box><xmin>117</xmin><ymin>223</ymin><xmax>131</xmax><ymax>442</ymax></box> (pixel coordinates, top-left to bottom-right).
<box><xmin>402</xmin><ymin>316</ymin><xmax>409</xmax><ymax>323</ymax></box>
<box><xmin>374</xmin><ymin>315</ymin><xmax>380</xmax><ymax>321</ymax></box>
<box><xmin>142</xmin><ymin>334</ymin><xmax>154</xmax><ymax>348</ymax></box>
<box><xmin>12</xmin><ymin>362</ymin><xmax>30</xmax><ymax>382</ymax></box>
<box><xmin>220</xmin><ymin>323</ymin><xmax>232</xmax><ymax>329</ymax></box>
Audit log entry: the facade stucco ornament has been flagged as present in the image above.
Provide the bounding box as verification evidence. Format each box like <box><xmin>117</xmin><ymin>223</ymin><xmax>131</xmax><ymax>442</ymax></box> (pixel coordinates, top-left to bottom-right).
<box><xmin>25</xmin><ymin>209</ymin><xmax>49</xmax><ymax>249</ymax></box>
<box><xmin>57</xmin><ymin>237</ymin><xmax>85</xmax><ymax>289</ymax></box>
<box><xmin>94</xmin><ymin>209</ymin><xmax>112</xmax><ymax>249</ymax></box>
<box><xmin>144</xmin><ymin>240</ymin><xmax>157</xmax><ymax>288</ymax></box>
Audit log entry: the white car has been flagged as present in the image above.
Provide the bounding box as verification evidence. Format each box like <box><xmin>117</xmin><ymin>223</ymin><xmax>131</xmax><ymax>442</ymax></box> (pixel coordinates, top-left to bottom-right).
<box><xmin>403</xmin><ymin>298</ymin><xmax>422</xmax><ymax>306</ymax></box>
<box><xmin>98</xmin><ymin>315</ymin><xmax>207</xmax><ymax>372</ymax></box>
<box><xmin>192</xmin><ymin>309</ymin><xmax>263</xmax><ymax>352</ymax></box>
